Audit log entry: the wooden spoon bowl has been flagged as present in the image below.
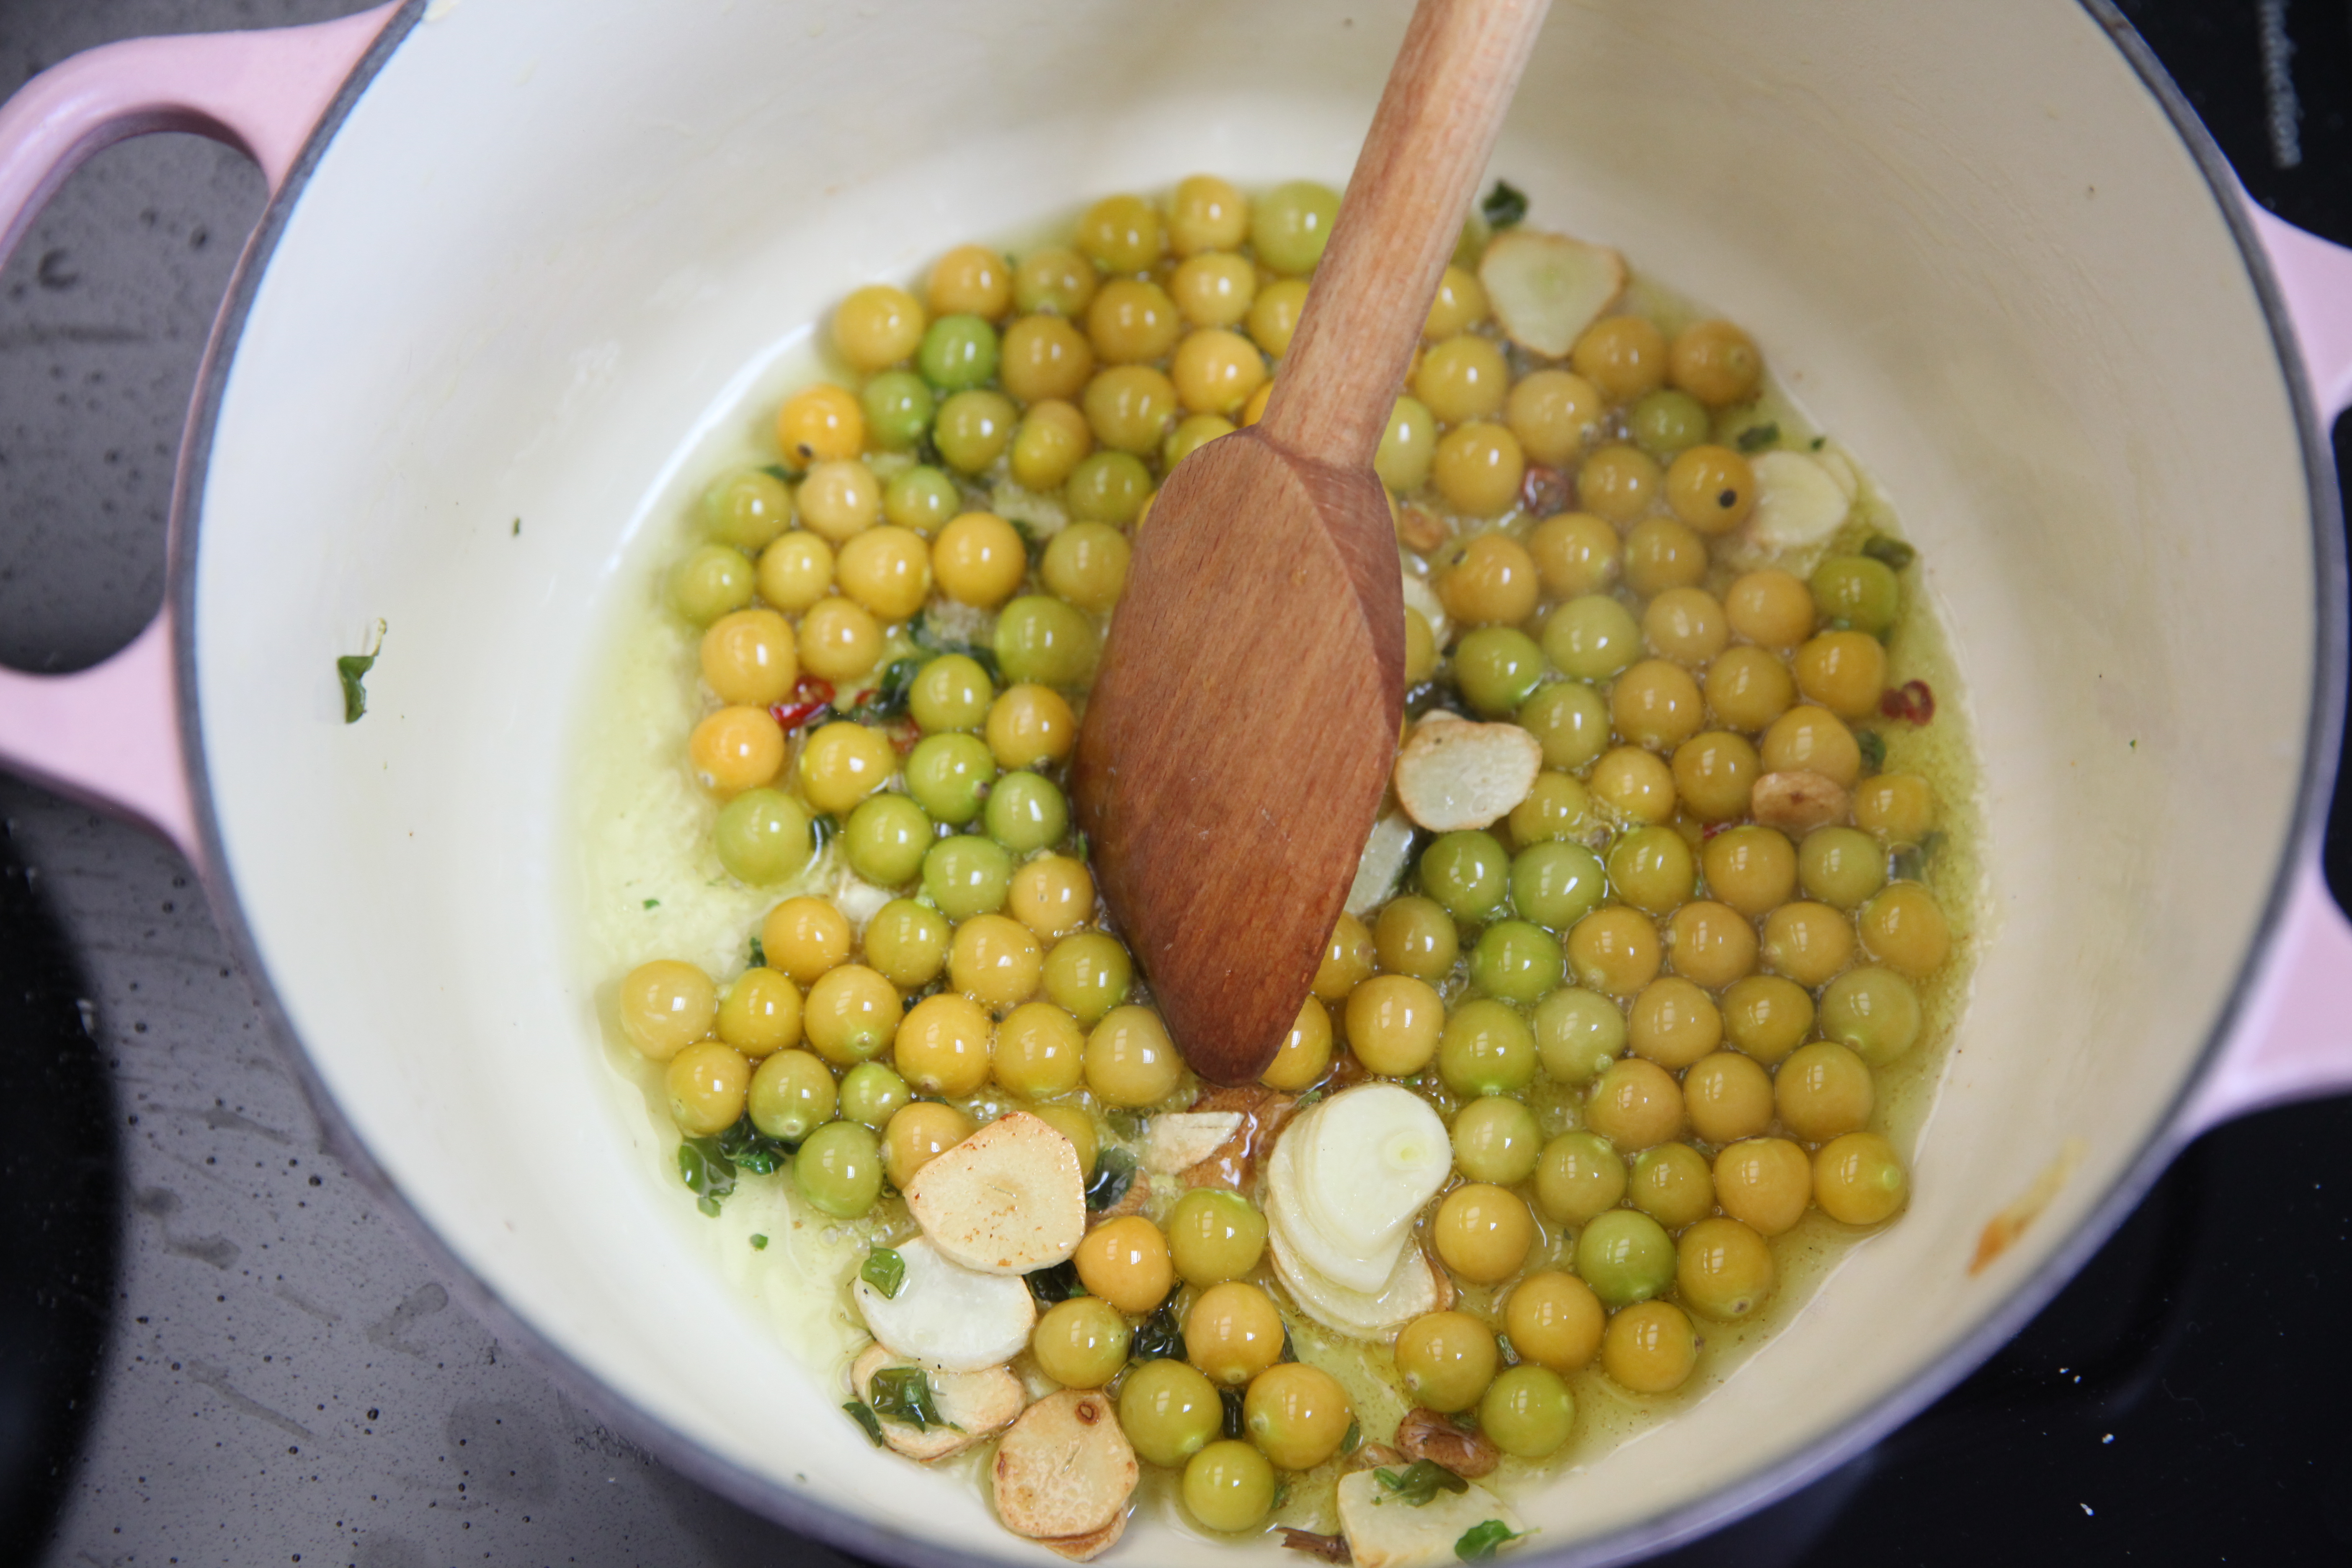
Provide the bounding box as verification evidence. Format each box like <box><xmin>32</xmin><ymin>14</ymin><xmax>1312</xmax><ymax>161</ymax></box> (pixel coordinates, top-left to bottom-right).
<box><xmin>1072</xmin><ymin>0</ymin><xmax>1551</xmax><ymax>1083</ymax></box>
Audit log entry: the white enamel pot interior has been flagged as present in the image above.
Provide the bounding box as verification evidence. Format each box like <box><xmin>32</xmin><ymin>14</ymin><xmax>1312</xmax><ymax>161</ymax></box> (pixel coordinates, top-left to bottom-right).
<box><xmin>166</xmin><ymin>0</ymin><xmax>2334</xmax><ymax>1563</ymax></box>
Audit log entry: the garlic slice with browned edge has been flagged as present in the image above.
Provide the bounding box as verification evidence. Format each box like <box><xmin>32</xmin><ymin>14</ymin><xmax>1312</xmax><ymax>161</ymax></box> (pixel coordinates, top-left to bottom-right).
<box><xmin>852</xmin><ymin>1235</ymin><xmax>1035</xmax><ymax>1371</ymax></box>
<box><xmin>848</xmin><ymin>1342</ymin><xmax>1023</xmax><ymax>1462</ymax></box>
<box><xmin>1393</xmin><ymin>714</ymin><xmax>1542</xmax><ymax>832</ymax></box>
<box><xmin>904</xmin><ymin>1110</ymin><xmax>1085</xmax><ymax>1274</ymax></box>
<box><xmin>991</xmin><ymin>1388</ymin><xmax>1139</xmax><ymax>1544</ymax></box>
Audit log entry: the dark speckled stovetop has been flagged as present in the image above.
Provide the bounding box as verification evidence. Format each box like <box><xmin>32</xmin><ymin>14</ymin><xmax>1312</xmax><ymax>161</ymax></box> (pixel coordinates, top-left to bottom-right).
<box><xmin>2</xmin><ymin>3</ymin><xmax>2349</xmax><ymax>1566</ymax></box>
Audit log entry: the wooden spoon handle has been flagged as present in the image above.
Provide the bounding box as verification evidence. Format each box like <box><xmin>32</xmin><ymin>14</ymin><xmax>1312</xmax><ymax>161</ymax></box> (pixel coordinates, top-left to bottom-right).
<box><xmin>1258</xmin><ymin>0</ymin><xmax>1552</xmax><ymax>473</ymax></box>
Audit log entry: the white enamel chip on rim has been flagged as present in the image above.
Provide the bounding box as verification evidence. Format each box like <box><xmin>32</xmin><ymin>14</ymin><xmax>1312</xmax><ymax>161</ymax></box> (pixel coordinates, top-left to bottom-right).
<box><xmin>852</xmin><ymin>1235</ymin><xmax>1035</xmax><ymax>1371</ymax></box>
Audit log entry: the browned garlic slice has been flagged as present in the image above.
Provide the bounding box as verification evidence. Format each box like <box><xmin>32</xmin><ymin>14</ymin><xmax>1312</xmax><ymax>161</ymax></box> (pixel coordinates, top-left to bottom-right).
<box><xmin>903</xmin><ymin>1111</ymin><xmax>1085</xmax><ymax>1274</ymax></box>
<box><xmin>847</xmin><ymin>1342</ymin><xmax>1022</xmax><ymax>1462</ymax></box>
<box><xmin>1393</xmin><ymin>713</ymin><xmax>1542</xmax><ymax>832</ymax></box>
<box><xmin>990</xmin><ymin>1388</ymin><xmax>1138</xmax><ymax>1547</ymax></box>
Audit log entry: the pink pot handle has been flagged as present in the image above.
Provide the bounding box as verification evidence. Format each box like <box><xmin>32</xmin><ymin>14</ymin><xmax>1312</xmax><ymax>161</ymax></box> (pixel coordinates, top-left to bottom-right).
<box><xmin>0</xmin><ymin>3</ymin><xmax>400</xmax><ymax>860</ymax></box>
<box><xmin>2181</xmin><ymin>196</ymin><xmax>2352</xmax><ymax>1135</ymax></box>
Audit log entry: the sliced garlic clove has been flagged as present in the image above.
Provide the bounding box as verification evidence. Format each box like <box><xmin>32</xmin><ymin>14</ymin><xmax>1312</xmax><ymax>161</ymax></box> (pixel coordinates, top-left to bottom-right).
<box><xmin>852</xmin><ymin>1235</ymin><xmax>1035</xmax><ymax>1371</ymax></box>
<box><xmin>1747</xmin><ymin>449</ymin><xmax>1852</xmax><ymax>554</ymax></box>
<box><xmin>848</xmin><ymin>1341</ymin><xmax>1023</xmax><ymax>1462</ymax></box>
<box><xmin>1142</xmin><ymin>1112</ymin><xmax>1245</xmax><ymax>1174</ymax></box>
<box><xmin>1338</xmin><ymin>1469</ymin><xmax>1526</xmax><ymax>1568</ymax></box>
<box><xmin>903</xmin><ymin>1110</ymin><xmax>1086</xmax><ymax>1274</ymax></box>
<box><xmin>1297</xmin><ymin>1085</ymin><xmax>1452</xmax><ymax>1260</ymax></box>
<box><xmin>991</xmin><ymin>1388</ymin><xmax>1139</xmax><ymax>1544</ymax></box>
<box><xmin>1266</xmin><ymin>1121</ymin><xmax>1411</xmax><ymax>1296</ymax></box>
<box><xmin>1267</xmin><ymin>1216</ymin><xmax>1443</xmax><ymax>1340</ymax></box>
<box><xmin>1347</xmin><ymin>811</ymin><xmax>1419</xmax><ymax>918</ymax></box>
<box><xmin>1392</xmin><ymin>716</ymin><xmax>1543</xmax><ymax>833</ymax></box>
<box><xmin>1478</xmin><ymin>229</ymin><xmax>1627</xmax><ymax>358</ymax></box>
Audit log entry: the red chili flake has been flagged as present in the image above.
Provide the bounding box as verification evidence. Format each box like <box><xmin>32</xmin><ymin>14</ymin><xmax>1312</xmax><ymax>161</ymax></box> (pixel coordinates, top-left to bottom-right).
<box><xmin>770</xmin><ymin>676</ymin><xmax>836</xmax><ymax>733</ymax></box>
<box><xmin>885</xmin><ymin>719</ymin><xmax>921</xmax><ymax>755</ymax></box>
<box><xmin>1520</xmin><ymin>464</ymin><xmax>1573</xmax><ymax>518</ymax></box>
<box><xmin>1702</xmin><ymin>820</ymin><xmax>1733</xmax><ymax>840</ymax></box>
<box><xmin>1880</xmin><ymin>679</ymin><xmax>1936</xmax><ymax>725</ymax></box>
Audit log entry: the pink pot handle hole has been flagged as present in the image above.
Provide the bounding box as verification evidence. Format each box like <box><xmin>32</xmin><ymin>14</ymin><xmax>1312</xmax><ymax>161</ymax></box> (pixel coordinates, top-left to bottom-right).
<box><xmin>0</xmin><ymin>3</ymin><xmax>398</xmax><ymax>861</ymax></box>
<box><xmin>2180</xmin><ymin>197</ymin><xmax>2352</xmax><ymax>1136</ymax></box>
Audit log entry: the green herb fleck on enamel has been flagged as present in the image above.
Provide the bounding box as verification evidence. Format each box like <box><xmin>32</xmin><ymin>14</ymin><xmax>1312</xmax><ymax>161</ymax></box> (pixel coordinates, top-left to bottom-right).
<box><xmin>337</xmin><ymin>620</ymin><xmax>386</xmax><ymax>724</ymax></box>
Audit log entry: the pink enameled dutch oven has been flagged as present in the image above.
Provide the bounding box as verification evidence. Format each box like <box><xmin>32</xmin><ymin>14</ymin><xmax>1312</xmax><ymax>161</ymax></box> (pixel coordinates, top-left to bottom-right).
<box><xmin>2</xmin><ymin>2</ymin><xmax>2350</xmax><ymax>1563</ymax></box>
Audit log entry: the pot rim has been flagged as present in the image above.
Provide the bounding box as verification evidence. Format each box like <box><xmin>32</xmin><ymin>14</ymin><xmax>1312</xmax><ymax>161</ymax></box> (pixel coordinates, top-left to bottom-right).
<box><xmin>162</xmin><ymin>2</ymin><xmax>2350</xmax><ymax>1563</ymax></box>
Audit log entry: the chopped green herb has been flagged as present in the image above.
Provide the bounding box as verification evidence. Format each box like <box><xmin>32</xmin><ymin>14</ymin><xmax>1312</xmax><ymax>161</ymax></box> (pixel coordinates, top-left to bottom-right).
<box><xmin>1279</xmin><ymin>1323</ymin><xmax>1298</xmax><ymax>1363</ymax></box>
<box><xmin>1810</xmin><ymin>435</ymin><xmax>1827</xmax><ymax>451</ymax></box>
<box><xmin>1085</xmin><ymin>1148</ymin><xmax>1138</xmax><ymax>1212</ymax></box>
<box><xmin>862</xmin><ymin>1248</ymin><xmax>908</xmax><ymax>1299</ymax></box>
<box><xmin>717</xmin><ymin>1114</ymin><xmax>791</xmax><ymax>1174</ymax></box>
<box><xmin>1479</xmin><ymin>180</ymin><xmax>1529</xmax><ymax>230</ymax></box>
<box><xmin>1104</xmin><ymin>1108</ymin><xmax>1143</xmax><ymax>1142</ymax></box>
<box><xmin>678</xmin><ymin>1138</ymin><xmax>737</xmax><ymax>1217</ymax></box>
<box><xmin>1293</xmin><ymin>1087</ymin><xmax>1328</xmax><ymax>1110</ymax></box>
<box><xmin>1855</xmin><ymin>730</ymin><xmax>1888</xmax><ymax>774</ymax></box>
<box><xmin>643</xmin><ymin>897</ymin><xmax>661</xmax><ymax>910</ymax></box>
<box><xmin>511</xmin><ymin>517</ymin><xmax>521</xmax><ymax>536</ymax></box>
<box><xmin>908</xmin><ymin>610</ymin><xmax>1002</xmax><ymax>683</ymax></box>
<box><xmin>1374</xmin><ymin>1461</ymin><xmax>1469</xmax><ymax>1507</ymax></box>
<box><xmin>1071</xmin><ymin>829</ymin><xmax>1091</xmax><ymax>863</ymax></box>
<box><xmin>1735</xmin><ymin>423</ymin><xmax>1781</xmax><ymax>454</ymax></box>
<box><xmin>1495</xmin><ymin>1332</ymin><xmax>1518</xmax><ymax>1366</ymax></box>
<box><xmin>762</xmin><ymin>462</ymin><xmax>800</xmax><ymax>484</ymax></box>
<box><xmin>845</xmin><ymin>657</ymin><xmax>923</xmax><ymax>723</ymax></box>
<box><xmin>1861</xmin><ymin>534</ymin><xmax>1917</xmax><ymax>571</ymax></box>
<box><xmin>337</xmin><ymin>620</ymin><xmax>387</xmax><ymax>724</ymax></box>
<box><xmin>867</xmin><ymin>1366</ymin><xmax>955</xmax><ymax>1431</ymax></box>
<box><xmin>1025</xmin><ymin>1259</ymin><xmax>1082</xmax><ymax>1307</ymax></box>
<box><xmin>1220</xmin><ymin>1386</ymin><xmax>1248</xmax><ymax>1441</ymax></box>
<box><xmin>1890</xmin><ymin>843</ymin><xmax>1926</xmax><ymax>884</ymax></box>
<box><xmin>748</xmin><ymin>936</ymin><xmax>767</xmax><ymax>969</ymax></box>
<box><xmin>1009</xmin><ymin>516</ymin><xmax>1044</xmax><ymax>566</ymax></box>
<box><xmin>1341</xmin><ymin>1418</ymin><xmax>1361</xmax><ymax>1455</ymax></box>
<box><xmin>844</xmin><ymin>1400</ymin><xmax>886</xmax><ymax>1447</ymax></box>
<box><xmin>1130</xmin><ymin>1302</ymin><xmax>1185</xmax><ymax>1362</ymax></box>
<box><xmin>811</xmin><ymin>814</ymin><xmax>839</xmax><ymax>854</ymax></box>
<box><xmin>1455</xmin><ymin>1521</ymin><xmax>1527</xmax><ymax>1562</ymax></box>
<box><xmin>750</xmin><ymin>1234</ymin><xmax>769</xmax><ymax>1250</ymax></box>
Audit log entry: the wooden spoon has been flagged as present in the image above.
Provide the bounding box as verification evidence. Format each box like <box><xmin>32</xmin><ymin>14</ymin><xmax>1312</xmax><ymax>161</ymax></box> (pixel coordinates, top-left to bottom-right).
<box><xmin>1070</xmin><ymin>0</ymin><xmax>1551</xmax><ymax>1085</ymax></box>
